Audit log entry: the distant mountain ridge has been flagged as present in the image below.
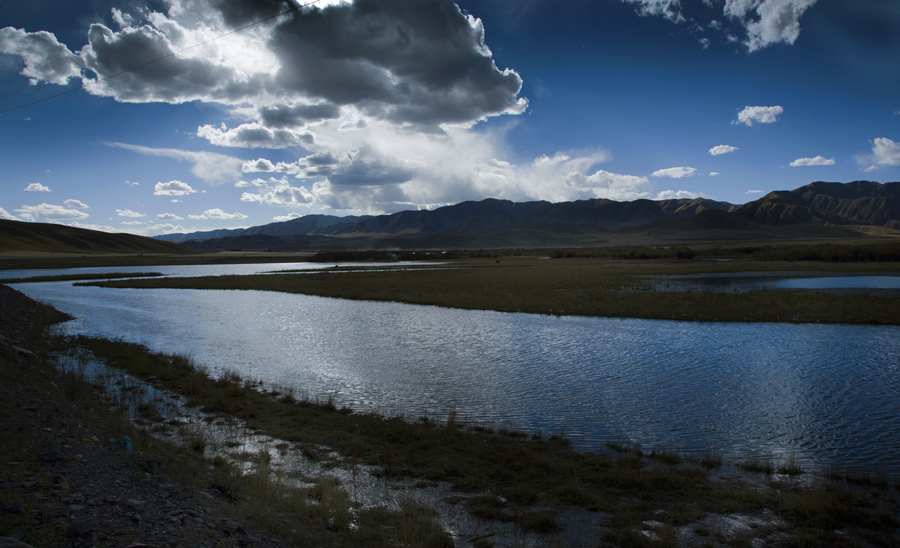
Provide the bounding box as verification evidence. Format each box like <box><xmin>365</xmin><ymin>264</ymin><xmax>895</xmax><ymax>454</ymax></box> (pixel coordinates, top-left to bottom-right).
<box><xmin>159</xmin><ymin>181</ymin><xmax>898</xmax><ymax>251</ymax></box>
<box><xmin>156</xmin><ymin>214</ymin><xmax>371</xmax><ymax>243</ymax></box>
<box><xmin>735</xmin><ymin>181</ymin><xmax>900</xmax><ymax>228</ymax></box>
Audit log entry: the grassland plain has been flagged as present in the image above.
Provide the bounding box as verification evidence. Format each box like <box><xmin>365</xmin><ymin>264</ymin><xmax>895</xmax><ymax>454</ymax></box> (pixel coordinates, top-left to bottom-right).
<box><xmin>84</xmin><ymin>255</ymin><xmax>900</xmax><ymax>324</ymax></box>
<box><xmin>2</xmin><ymin>285</ymin><xmax>898</xmax><ymax>547</ymax></box>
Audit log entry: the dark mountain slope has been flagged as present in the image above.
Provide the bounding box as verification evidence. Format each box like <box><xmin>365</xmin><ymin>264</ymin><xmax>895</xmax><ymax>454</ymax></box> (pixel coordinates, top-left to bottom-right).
<box><xmin>0</xmin><ymin>220</ymin><xmax>192</xmax><ymax>255</ymax></box>
<box><xmin>157</xmin><ymin>214</ymin><xmax>371</xmax><ymax>243</ymax></box>
<box><xmin>322</xmin><ymin>197</ymin><xmax>737</xmax><ymax>236</ymax></box>
<box><xmin>736</xmin><ymin>181</ymin><xmax>900</xmax><ymax>228</ymax></box>
<box><xmin>158</xmin><ymin>181</ymin><xmax>898</xmax><ymax>251</ymax></box>
<box><xmin>638</xmin><ymin>208</ymin><xmax>865</xmax><ymax>242</ymax></box>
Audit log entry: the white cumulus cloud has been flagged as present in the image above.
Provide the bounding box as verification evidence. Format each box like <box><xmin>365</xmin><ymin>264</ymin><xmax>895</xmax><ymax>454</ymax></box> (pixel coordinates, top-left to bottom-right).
<box><xmin>0</xmin><ymin>207</ymin><xmax>21</xmax><ymax>221</ymax></box>
<box><xmin>24</xmin><ymin>182</ymin><xmax>50</xmax><ymax>192</ymax></box>
<box><xmin>64</xmin><ymin>199</ymin><xmax>89</xmax><ymax>209</ymax></box>
<box><xmin>14</xmin><ymin>203</ymin><xmax>90</xmax><ymax>222</ymax></box>
<box><xmin>871</xmin><ymin>137</ymin><xmax>900</xmax><ymax>166</ymax></box>
<box><xmin>154</xmin><ymin>180</ymin><xmax>197</xmax><ymax>196</ymax></box>
<box><xmin>201</xmin><ymin>208</ymin><xmax>248</xmax><ymax>220</ymax></box>
<box><xmin>735</xmin><ymin>105</ymin><xmax>783</xmax><ymax>126</ymax></box>
<box><xmin>621</xmin><ymin>0</ymin><xmax>819</xmax><ymax>51</ymax></box>
<box><xmin>790</xmin><ymin>155</ymin><xmax>835</xmax><ymax>167</ymax></box>
<box><xmin>652</xmin><ymin>166</ymin><xmax>697</xmax><ymax>178</ymax></box>
<box><xmin>0</xmin><ymin>27</ymin><xmax>83</xmax><ymax>85</ymax></box>
<box><xmin>156</xmin><ymin>212</ymin><xmax>184</xmax><ymax>221</ymax></box>
<box><xmin>116</xmin><ymin>208</ymin><xmax>145</xmax><ymax>218</ymax></box>
<box><xmin>240</xmin><ymin>177</ymin><xmax>315</xmax><ymax>207</ymax></box>
<box><xmin>725</xmin><ymin>0</ymin><xmax>818</xmax><ymax>51</ymax></box>
<box><xmin>709</xmin><ymin>145</ymin><xmax>738</xmax><ymax>156</ymax></box>
<box><xmin>657</xmin><ymin>189</ymin><xmax>701</xmax><ymax>200</ymax></box>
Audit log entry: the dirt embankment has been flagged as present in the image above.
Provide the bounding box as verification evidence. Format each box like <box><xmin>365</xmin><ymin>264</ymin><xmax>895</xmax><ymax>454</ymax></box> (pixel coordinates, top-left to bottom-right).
<box><xmin>0</xmin><ymin>285</ymin><xmax>280</xmax><ymax>548</ymax></box>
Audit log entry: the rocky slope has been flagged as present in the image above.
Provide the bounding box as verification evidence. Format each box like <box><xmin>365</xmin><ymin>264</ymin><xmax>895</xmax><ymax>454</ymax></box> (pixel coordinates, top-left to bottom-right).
<box><xmin>735</xmin><ymin>180</ymin><xmax>900</xmax><ymax>228</ymax></box>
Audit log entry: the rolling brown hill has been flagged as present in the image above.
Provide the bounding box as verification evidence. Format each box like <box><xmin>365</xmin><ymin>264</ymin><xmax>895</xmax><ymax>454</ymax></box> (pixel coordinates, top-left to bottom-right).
<box><xmin>0</xmin><ymin>220</ymin><xmax>193</xmax><ymax>255</ymax></box>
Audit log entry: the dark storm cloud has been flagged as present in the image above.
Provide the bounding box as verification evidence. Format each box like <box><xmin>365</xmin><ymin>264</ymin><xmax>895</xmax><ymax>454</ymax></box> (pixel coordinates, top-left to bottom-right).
<box><xmin>264</xmin><ymin>0</ymin><xmax>526</xmax><ymax>126</ymax></box>
<box><xmin>212</xmin><ymin>0</ymin><xmax>293</xmax><ymax>27</ymax></box>
<box><xmin>259</xmin><ymin>102</ymin><xmax>342</xmax><ymax>127</ymax></box>
<box><xmin>80</xmin><ymin>23</ymin><xmax>268</xmax><ymax>103</ymax></box>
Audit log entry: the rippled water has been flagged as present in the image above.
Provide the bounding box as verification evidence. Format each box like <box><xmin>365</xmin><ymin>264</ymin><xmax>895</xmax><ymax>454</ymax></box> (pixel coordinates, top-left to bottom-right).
<box><xmin>9</xmin><ymin>264</ymin><xmax>900</xmax><ymax>474</ymax></box>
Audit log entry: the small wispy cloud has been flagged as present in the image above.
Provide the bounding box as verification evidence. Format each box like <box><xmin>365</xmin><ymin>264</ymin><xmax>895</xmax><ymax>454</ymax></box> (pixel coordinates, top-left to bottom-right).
<box><xmin>107</xmin><ymin>142</ymin><xmax>244</xmax><ymax>183</ymax></box>
<box><xmin>64</xmin><ymin>199</ymin><xmax>89</xmax><ymax>209</ymax></box>
<box><xmin>657</xmin><ymin>189</ymin><xmax>701</xmax><ymax>200</ymax></box>
<box><xmin>708</xmin><ymin>145</ymin><xmax>738</xmax><ymax>156</ymax></box>
<box><xmin>652</xmin><ymin>166</ymin><xmax>697</xmax><ymax>178</ymax></box>
<box><xmin>189</xmin><ymin>208</ymin><xmax>249</xmax><ymax>221</ymax></box>
<box><xmin>790</xmin><ymin>155</ymin><xmax>835</xmax><ymax>167</ymax></box>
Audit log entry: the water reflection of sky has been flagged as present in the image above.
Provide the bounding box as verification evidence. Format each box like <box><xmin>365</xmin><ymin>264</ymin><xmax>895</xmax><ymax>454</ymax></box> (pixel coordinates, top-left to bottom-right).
<box><xmin>0</xmin><ymin>261</ymin><xmax>443</xmax><ymax>281</ymax></box>
<box><xmin>651</xmin><ymin>272</ymin><xmax>900</xmax><ymax>292</ymax></box>
<box><xmin>9</xmin><ymin>264</ymin><xmax>900</xmax><ymax>476</ymax></box>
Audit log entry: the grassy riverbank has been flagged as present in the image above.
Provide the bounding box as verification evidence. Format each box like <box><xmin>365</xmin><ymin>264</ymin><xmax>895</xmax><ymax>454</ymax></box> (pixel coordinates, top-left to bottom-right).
<box><xmin>52</xmin><ymin>327</ymin><xmax>900</xmax><ymax>547</ymax></box>
<box><xmin>4</xmin><ymin>284</ymin><xmax>900</xmax><ymax>546</ymax></box>
<box><xmin>85</xmin><ymin>256</ymin><xmax>900</xmax><ymax>324</ymax></box>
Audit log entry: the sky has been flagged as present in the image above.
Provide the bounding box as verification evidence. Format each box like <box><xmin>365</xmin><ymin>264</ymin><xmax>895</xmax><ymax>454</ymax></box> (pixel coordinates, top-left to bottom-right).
<box><xmin>1</xmin><ymin>0</ymin><xmax>899</xmax><ymax>236</ymax></box>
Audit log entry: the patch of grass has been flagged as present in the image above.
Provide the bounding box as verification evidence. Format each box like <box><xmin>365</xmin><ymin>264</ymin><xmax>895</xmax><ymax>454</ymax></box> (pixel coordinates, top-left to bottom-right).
<box><xmin>649</xmin><ymin>446</ymin><xmax>682</xmax><ymax>465</ymax></box>
<box><xmin>700</xmin><ymin>450</ymin><xmax>722</xmax><ymax>470</ymax></box>
<box><xmin>739</xmin><ymin>455</ymin><xmax>775</xmax><ymax>475</ymax></box>
<box><xmin>519</xmin><ymin>509</ymin><xmax>561</xmax><ymax>534</ymax></box>
<box><xmin>777</xmin><ymin>453</ymin><xmax>804</xmax><ymax>476</ymax></box>
<box><xmin>84</xmin><ymin>255</ymin><xmax>900</xmax><ymax>324</ymax></box>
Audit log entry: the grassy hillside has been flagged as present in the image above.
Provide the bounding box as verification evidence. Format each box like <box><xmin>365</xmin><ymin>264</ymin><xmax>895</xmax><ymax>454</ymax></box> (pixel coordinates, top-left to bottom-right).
<box><xmin>0</xmin><ymin>219</ymin><xmax>193</xmax><ymax>256</ymax></box>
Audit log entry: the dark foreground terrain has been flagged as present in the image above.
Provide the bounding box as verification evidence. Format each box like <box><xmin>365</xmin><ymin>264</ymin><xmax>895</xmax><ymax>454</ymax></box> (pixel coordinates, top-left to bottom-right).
<box><xmin>0</xmin><ymin>285</ymin><xmax>283</xmax><ymax>548</ymax></box>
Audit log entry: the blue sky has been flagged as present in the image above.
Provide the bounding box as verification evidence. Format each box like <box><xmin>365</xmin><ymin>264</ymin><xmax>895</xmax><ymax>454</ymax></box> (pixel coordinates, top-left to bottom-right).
<box><xmin>2</xmin><ymin>0</ymin><xmax>899</xmax><ymax>236</ymax></box>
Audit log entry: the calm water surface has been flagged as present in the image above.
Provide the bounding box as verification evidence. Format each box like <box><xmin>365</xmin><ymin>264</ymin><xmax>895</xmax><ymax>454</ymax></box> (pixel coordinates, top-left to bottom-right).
<box><xmin>10</xmin><ymin>264</ymin><xmax>900</xmax><ymax>474</ymax></box>
<box><xmin>653</xmin><ymin>272</ymin><xmax>900</xmax><ymax>292</ymax></box>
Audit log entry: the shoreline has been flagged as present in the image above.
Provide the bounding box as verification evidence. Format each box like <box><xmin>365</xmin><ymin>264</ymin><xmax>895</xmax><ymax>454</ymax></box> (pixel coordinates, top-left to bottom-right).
<box><xmin>2</xmin><ymin>284</ymin><xmax>899</xmax><ymax>546</ymax></box>
<box><xmin>80</xmin><ymin>256</ymin><xmax>900</xmax><ymax>324</ymax></box>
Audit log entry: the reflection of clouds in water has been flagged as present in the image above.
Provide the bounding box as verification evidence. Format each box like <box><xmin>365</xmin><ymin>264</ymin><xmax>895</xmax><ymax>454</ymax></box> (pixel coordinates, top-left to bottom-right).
<box><xmin>14</xmin><ymin>268</ymin><xmax>900</xmax><ymax>476</ymax></box>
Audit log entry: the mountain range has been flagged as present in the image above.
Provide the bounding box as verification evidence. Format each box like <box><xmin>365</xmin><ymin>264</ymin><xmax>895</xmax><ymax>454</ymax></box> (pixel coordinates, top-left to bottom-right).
<box><xmin>155</xmin><ymin>181</ymin><xmax>899</xmax><ymax>251</ymax></box>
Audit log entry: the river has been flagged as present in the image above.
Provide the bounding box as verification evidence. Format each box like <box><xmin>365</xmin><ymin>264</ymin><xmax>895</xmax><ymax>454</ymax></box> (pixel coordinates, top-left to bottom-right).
<box><xmin>8</xmin><ymin>263</ymin><xmax>900</xmax><ymax>475</ymax></box>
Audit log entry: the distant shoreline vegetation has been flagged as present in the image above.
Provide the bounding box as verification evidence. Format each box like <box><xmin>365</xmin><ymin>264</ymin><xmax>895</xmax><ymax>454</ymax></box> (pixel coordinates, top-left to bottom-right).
<box><xmin>0</xmin><ymin>272</ymin><xmax>165</xmax><ymax>284</ymax></box>
<box><xmin>80</xmin><ymin>248</ymin><xmax>900</xmax><ymax>325</ymax></box>
<box><xmin>306</xmin><ymin>241</ymin><xmax>900</xmax><ymax>263</ymax></box>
